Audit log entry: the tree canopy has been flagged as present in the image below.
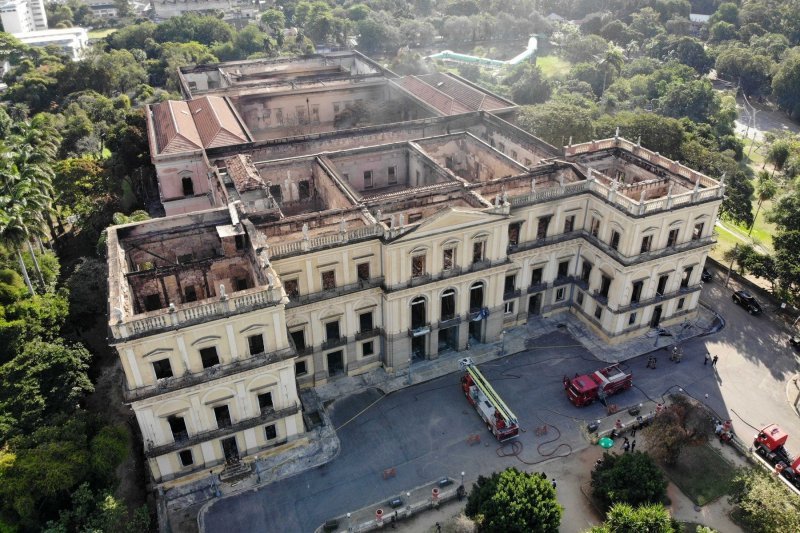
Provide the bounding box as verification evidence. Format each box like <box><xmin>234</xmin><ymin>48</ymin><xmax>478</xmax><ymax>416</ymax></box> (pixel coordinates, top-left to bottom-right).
<box><xmin>591</xmin><ymin>451</ymin><xmax>668</xmax><ymax>511</ymax></box>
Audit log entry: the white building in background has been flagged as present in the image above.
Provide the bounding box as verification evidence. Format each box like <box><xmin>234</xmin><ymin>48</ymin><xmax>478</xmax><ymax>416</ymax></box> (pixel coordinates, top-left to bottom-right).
<box><xmin>0</xmin><ymin>0</ymin><xmax>47</xmax><ymax>33</ymax></box>
<box><xmin>12</xmin><ymin>27</ymin><xmax>89</xmax><ymax>60</ymax></box>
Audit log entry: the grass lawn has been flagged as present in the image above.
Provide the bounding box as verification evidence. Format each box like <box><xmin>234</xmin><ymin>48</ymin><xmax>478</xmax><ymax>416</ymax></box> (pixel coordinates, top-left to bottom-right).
<box><xmin>742</xmin><ymin>136</ymin><xmax>767</xmax><ymax>168</ymax></box>
<box><xmin>88</xmin><ymin>28</ymin><xmax>117</xmax><ymax>40</ymax></box>
<box><xmin>663</xmin><ymin>444</ymin><xmax>735</xmax><ymax>506</ymax></box>
<box><xmin>710</xmin><ymin>224</ymin><xmax>740</xmax><ymax>262</ymax></box>
<box><xmin>535</xmin><ymin>55</ymin><xmax>571</xmax><ymax>78</ymax></box>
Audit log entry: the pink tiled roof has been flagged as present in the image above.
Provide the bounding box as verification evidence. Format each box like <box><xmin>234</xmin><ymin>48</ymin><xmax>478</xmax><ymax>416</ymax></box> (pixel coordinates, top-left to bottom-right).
<box><xmin>151</xmin><ymin>101</ymin><xmax>202</xmax><ymax>155</ymax></box>
<box><xmin>224</xmin><ymin>154</ymin><xmax>264</xmax><ymax>192</ymax></box>
<box><xmin>417</xmin><ymin>73</ymin><xmax>510</xmax><ymax>111</ymax></box>
<box><xmin>393</xmin><ymin>76</ymin><xmax>471</xmax><ymax>115</ymax></box>
<box><xmin>187</xmin><ymin>96</ymin><xmax>249</xmax><ymax>149</ymax></box>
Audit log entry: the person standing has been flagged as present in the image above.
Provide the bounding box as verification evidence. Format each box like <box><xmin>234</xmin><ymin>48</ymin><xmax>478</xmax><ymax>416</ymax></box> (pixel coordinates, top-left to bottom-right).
<box><xmin>704</xmin><ymin>352</ymin><xmax>710</xmax><ymax>365</ymax></box>
<box><xmin>712</xmin><ymin>355</ymin><xmax>719</xmax><ymax>366</ymax></box>
<box><xmin>623</xmin><ymin>440</ymin><xmax>630</xmax><ymax>453</ymax></box>
<box><xmin>631</xmin><ymin>440</ymin><xmax>636</xmax><ymax>453</ymax></box>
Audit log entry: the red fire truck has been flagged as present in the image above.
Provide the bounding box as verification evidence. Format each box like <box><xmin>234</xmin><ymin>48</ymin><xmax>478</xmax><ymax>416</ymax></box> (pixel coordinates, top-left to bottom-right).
<box><xmin>459</xmin><ymin>358</ymin><xmax>519</xmax><ymax>442</ymax></box>
<box><xmin>564</xmin><ymin>364</ymin><xmax>633</xmax><ymax>407</ymax></box>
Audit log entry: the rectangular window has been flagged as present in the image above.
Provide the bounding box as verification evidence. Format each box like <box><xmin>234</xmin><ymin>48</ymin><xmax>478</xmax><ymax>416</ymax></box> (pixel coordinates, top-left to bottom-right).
<box><xmin>594</xmin><ymin>305</ymin><xmax>602</xmax><ymax>319</ymax></box>
<box><xmin>257</xmin><ymin>392</ymin><xmax>273</xmax><ymax>413</ymax></box>
<box><xmin>530</xmin><ymin>267</ymin><xmax>543</xmax><ymax>286</ymax></box>
<box><xmin>581</xmin><ymin>260</ymin><xmax>592</xmax><ymax>283</ymax></box>
<box><xmin>363</xmin><ymin>170</ymin><xmax>373</xmax><ymax>189</ymax></box>
<box><xmin>362</xmin><ymin>340</ymin><xmax>374</xmax><ymax>357</ymax></box>
<box><xmin>357</xmin><ymin>262</ymin><xmax>370</xmax><ymax>281</ymax></box>
<box><xmin>600</xmin><ymin>275</ymin><xmax>612</xmax><ymax>298</ymax></box>
<box><xmin>235</xmin><ymin>278</ymin><xmax>248</xmax><ymax>291</ymax></box>
<box><xmin>536</xmin><ymin>216</ymin><xmax>551</xmax><ymax>239</ymax></box>
<box><xmin>409</xmin><ymin>213</ymin><xmax>423</xmax><ymax>223</ymax></box>
<box><xmin>610</xmin><ymin>230</ymin><xmax>621</xmax><ymax>251</ymax></box>
<box><xmin>511</xmin><ymin>150</ymin><xmax>518</xmax><ymax>160</ymax></box>
<box><xmin>640</xmin><ymin>235</ymin><xmax>653</xmax><ymax>253</ymax></box>
<box><xmin>557</xmin><ymin>260</ymin><xmax>570</xmax><ymax>278</ymax></box>
<box><xmin>681</xmin><ymin>266</ymin><xmax>693</xmax><ymax>288</ymax></box>
<box><xmin>325</xmin><ymin>320</ymin><xmax>341</xmax><ymax>341</ymax></box>
<box><xmin>692</xmin><ymin>222</ymin><xmax>704</xmax><ymax>241</ymax></box>
<box><xmin>667</xmin><ymin>228</ymin><xmax>679</xmax><ymax>247</ymax></box>
<box><xmin>631</xmin><ymin>281</ymin><xmax>643</xmax><ymax>304</ymax></box>
<box><xmin>504</xmin><ymin>274</ymin><xmax>516</xmax><ymax>295</ymax></box>
<box><xmin>214</xmin><ymin>405</ymin><xmax>232</xmax><ymax>428</ymax></box>
<box><xmin>168</xmin><ymin>416</ymin><xmax>188</xmax><ymax>441</ymax></box>
<box><xmin>235</xmin><ymin>234</ymin><xmax>245</xmax><ymax>250</ymax></box>
<box><xmin>144</xmin><ymin>294</ymin><xmax>161</xmax><ymax>312</ymax></box>
<box><xmin>199</xmin><ymin>347</ymin><xmax>219</xmax><ymax>369</ymax></box>
<box><xmin>179</xmin><ymin>449</ymin><xmax>194</xmax><ymax>467</ymax></box>
<box><xmin>657</xmin><ymin>274</ymin><xmax>669</xmax><ymax>296</ymax></box>
<box><xmin>284</xmin><ymin>279</ymin><xmax>299</xmax><ymax>298</ymax></box>
<box><xmin>182</xmin><ymin>177</ymin><xmax>194</xmax><ymax>196</ymax></box>
<box><xmin>590</xmin><ymin>217</ymin><xmax>600</xmax><ymax>238</ymax></box>
<box><xmin>555</xmin><ymin>287</ymin><xmax>565</xmax><ymax>301</ymax></box>
<box><xmin>504</xmin><ymin>301</ymin><xmax>515</xmax><ymax>314</ymax></box>
<box><xmin>265</xmin><ymin>424</ymin><xmax>277</xmax><ymax>440</ymax></box>
<box><xmin>269</xmin><ymin>184</ymin><xmax>283</xmax><ymax>202</ymax></box>
<box><xmin>564</xmin><ymin>215</ymin><xmax>575</xmax><ymax>233</ymax></box>
<box><xmin>321</xmin><ymin>270</ymin><xmax>336</xmax><ymax>290</ymax></box>
<box><xmin>295</xmin><ymin>360</ymin><xmax>308</xmax><ymax>376</ymax></box>
<box><xmin>411</xmin><ymin>255</ymin><xmax>426</xmax><ymax>278</ymax></box>
<box><xmin>333</xmin><ymin>102</ymin><xmax>340</xmax><ymax>114</ymax></box>
<box><xmin>311</xmin><ymin>104</ymin><xmax>320</xmax><ymax>124</ymax></box>
<box><xmin>576</xmin><ymin>291</ymin><xmax>584</xmax><ymax>305</ymax></box>
<box><xmin>184</xmin><ymin>285</ymin><xmax>198</xmax><ymax>302</ymax></box>
<box><xmin>387</xmin><ymin>166</ymin><xmax>396</xmax><ymax>184</ymax></box>
<box><xmin>153</xmin><ymin>358</ymin><xmax>173</xmax><ymax>380</ymax></box>
<box><xmin>677</xmin><ymin>297</ymin><xmax>685</xmax><ymax>310</ymax></box>
<box><xmin>290</xmin><ymin>329</ymin><xmax>306</xmax><ymax>351</ymax></box>
<box><xmin>524</xmin><ymin>158</ymin><xmax>532</xmax><ymax>166</ymax></box>
<box><xmin>443</xmin><ymin>248</ymin><xmax>455</xmax><ymax>270</ymax></box>
<box><xmin>298</xmin><ymin>180</ymin><xmax>310</xmax><ymax>199</ymax></box>
<box><xmin>359</xmin><ymin>311</ymin><xmax>373</xmax><ymax>332</ymax></box>
<box><xmin>498</xmin><ymin>142</ymin><xmax>506</xmax><ymax>152</ymax></box>
<box><xmin>248</xmin><ymin>334</ymin><xmax>265</xmax><ymax>355</ymax></box>
<box><xmin>472</xmin><ymin>241</ymin><xmax>486</xmax><ymax>263</ymax></box>
<box><xmin>276</xmin><ymin>108</ymin><xmax>283</xmax><ymax>125</ymax></box>
<box><xmin>628</xmin><ymin>312</ymin><xmax>637</xmax><ymax>326</ymax></box>
<box><xmin>295</xmin><ymin>105</ymin><xmax>307</xmax><ymax>124</ymax></box>
<box><xmin>508</xmin><ymin>223</ymin><xmax>521</xmax><ymax>246</ymax></box>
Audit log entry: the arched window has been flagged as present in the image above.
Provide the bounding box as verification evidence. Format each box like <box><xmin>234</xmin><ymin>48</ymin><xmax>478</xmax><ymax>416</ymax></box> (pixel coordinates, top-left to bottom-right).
<box><xmin>440</xmin><ymin>289</ymin><xmax>456</xmax><ymax>321</ymax></box>
<box><xmin>469</xmin><ymin>282</ymin><xmax>484</xmax><ymax>312</ymax></box>
<box><xmin>182</xmin><ymin>177</ymin><xmax>194</xmax><ymax>196</ymax></box>
<box><xmin>410</xmin><ymin>296</ymin><xmax>427</xmax><ymax>330</ymax></box>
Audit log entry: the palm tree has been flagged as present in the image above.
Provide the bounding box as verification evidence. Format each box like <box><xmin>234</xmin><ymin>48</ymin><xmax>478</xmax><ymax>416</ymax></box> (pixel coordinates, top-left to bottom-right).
<box><xmin>0</xmin><ymin>205</ymin><xmax>35</xmax><ymax>295</ymax></box>
<box><xmin>749</xmin><ymin>171</ymin><xmax>778</xmax><ymax>236</ymax></box>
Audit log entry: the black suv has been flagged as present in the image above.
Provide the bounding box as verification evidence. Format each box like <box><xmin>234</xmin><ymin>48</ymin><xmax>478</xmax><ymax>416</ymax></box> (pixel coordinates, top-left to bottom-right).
<box><xmin>732</xmin><ymin>290</ymin><xmax>762</xmax><ymax>314</ymax></box>
<box><xmin>701</xmin><ymin>268</ymin><xmax>713</xmax><ymax>282</ymax></box>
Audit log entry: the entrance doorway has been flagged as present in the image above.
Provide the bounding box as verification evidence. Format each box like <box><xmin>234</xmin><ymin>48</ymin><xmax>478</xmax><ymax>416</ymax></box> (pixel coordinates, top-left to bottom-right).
<box><xmin>650</xmin><ymin>305</ymin><xmax>663</xmax><ymax>328</ymax></box>
<box><xmin>468</xmin><ymin>320</ymin><xmax>482</xmax><ymax>344</ymax></box>
<box><xmin>528</xmin><ymin>293</ymin><xmax>542</xmax><ymax>315</ymax></box>
<box><xmin>438</xmin><ymin>327</ymin><xmax>457</xmax><ymax>353</ymax></box>
<box><xmin>327</xmin><ymin>350</ymin><xmax>344</xmax><ymax>376</ymax></box>
<box><xmin>411</xmin><ymin>335</ymin><xmax>426</xmax><ymax>361</ymax></box>
<box><xmin>221</xmin><ymin>436</ymin><xmax>239</xmax><ymax>464</ymax></box>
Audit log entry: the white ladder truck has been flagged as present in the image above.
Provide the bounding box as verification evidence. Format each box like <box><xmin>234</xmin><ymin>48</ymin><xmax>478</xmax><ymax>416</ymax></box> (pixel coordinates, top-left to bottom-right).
<box><xmin>459</xmin><ymin>358</ymin><xmax>519</xmax><ymax>442</ymax></box>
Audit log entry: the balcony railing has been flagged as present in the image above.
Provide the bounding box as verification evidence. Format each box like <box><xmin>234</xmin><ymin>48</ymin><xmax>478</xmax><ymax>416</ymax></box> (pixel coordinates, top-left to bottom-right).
<box><xmin>144</xmin><ymin>403</ymin><xmax>300</xmax><ymax>458</ymax></box>
<box><xmin>321</xmin><ymin>336</ymin><xmax>347</xmax><ymax>350</ymax></box>
<box><xmin>285</xmin><ymin>277</ymin><xmax>384</xmax><ymax>308</ymax></box>
<box><xmin>124</xmin><ymin>346</ymin><xmax>296</xmax><ymax>403</ymax></box>
<box><xmin>503</xmin><ymin>288</ymin><xmax>522</xmax><ymax>300</ymax></box>
<box><xmin>383</xmin><ymin>260</ymin><xmax>510</xmax><ymax>292</ymax></box>
<box><xmin>527</xmin><ymin>282</ymin><xmax>547</xmax><ymax>294</ymax></box>
<box><xmin>355</xmin><ymin>327</ymin><xmax>383</xmax><ymax>340</ymax></box>
<box><xmin>112</xmin><ymin>285</ymin><xmax>283</xmax><ymax>341</ymax></box>
<box><xmin>408</xmin><ymin>323</ymin><xmax>431</xmax><ymax>337</ymax></box>
<box><xmin>614</xmin><ymin>285</ymin><xmax>701</xmax><ymax>314</ymax></box>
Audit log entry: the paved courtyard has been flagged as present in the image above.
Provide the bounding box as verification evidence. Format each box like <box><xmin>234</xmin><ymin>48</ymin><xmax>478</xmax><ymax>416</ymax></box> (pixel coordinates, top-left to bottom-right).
<box><xmin>200</xmin><ymin>271</ymin><xmax>800</xmax><ymax>532</ymax></box>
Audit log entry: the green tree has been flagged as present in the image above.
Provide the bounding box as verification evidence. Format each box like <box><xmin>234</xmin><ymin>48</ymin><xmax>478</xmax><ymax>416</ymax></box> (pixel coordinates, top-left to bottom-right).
<box><xmin>765</xmin><ymin>139</ymin><xmax>792</xmax><ymax>176</ymax></box>
<box><xmin>773</xmin><ymin>51</ymin><xmax>800</xmax><ymax>118</ymax></box>
<box><xmin>517</xmin><ymin>101</ymin><xmax>596</xmax><ymax>147</ymax></box>
<box><xmin>590</xmin><ymin>503</ymin><xmax>676</xmax><ymax>533</ymax></box>
<box><xmin>729</xmin><ymin>468</ymin><xmax>800</xmax><ymax>532</ymax></box>
<box><xmin>591</xmin><ymin>451</ymin><xmax>668</xmax><ymax>511</ymax></box>
<box><xmin>0</xmin><ymin>339</ymin><xmax>93</xmax><ymax>437</ymax></box>
<box><xmin>710</xmin><ymin>2</ymin><xmax>739</xmax><ymax>26</ymax></box>
<box><xmin>43</xmin><ymin>483</ymin><xmax>150</xmax><ymax>533</ymax></box>
<box><xmin>505</xmin><ymin>63</ymin><xmax>552</xmax><ymax>105</ymax></box>
<box><xmin>715</xmin><ymin>46</ymin><xmax>773</xmax><ymax>97</ymax></box>
<box><xmin>356</xmin><ymin>17</ymin><xmax>401</xmax><ymax>54</ymax></box>
<box><xmin>465</xmin><ymin>468</ymin><xmax>562</xmax><ymax>532</ymax></box>
<box><xmin>261</xmin><ymin>8</ymin><xmax>286</xmax><ymax>34</ymax></box>
<box><xmin>595</xmin><ymin>112</ymin><xmax>685</xmax><ymax>159</ymax></box>
<box><xmin>658</xmin><ymin>79</ymin><xmax>720</xmax><ymax>123</ymax></box>
<box><xmin>65</xmin><ymin>257</ymin><xmax>108</xmax><ymax>324</ymax></box>
<box><xmin>751</xmin><ymin>171</ymin><xmax>778</xmax><ymax>235</ymax></box>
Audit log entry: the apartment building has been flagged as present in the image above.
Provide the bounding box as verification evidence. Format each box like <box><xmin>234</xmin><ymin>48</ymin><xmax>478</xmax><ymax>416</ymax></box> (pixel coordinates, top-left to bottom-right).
<box><xmin>112</xmin><ymin>52</ymin><xmax>722</xmax><ymax>487</ymax></box>
<box><xmin>0</xmin><ymin>0</ymin><xmax>46</xmax><ymax>33</ymax></box>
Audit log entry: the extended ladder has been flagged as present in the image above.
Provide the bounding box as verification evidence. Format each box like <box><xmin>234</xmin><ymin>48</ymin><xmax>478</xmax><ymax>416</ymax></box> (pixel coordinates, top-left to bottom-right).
<box><xmin>460</xmin><ymin>358</ymin><xmax>518</xmax><ymax>429</ymax></box>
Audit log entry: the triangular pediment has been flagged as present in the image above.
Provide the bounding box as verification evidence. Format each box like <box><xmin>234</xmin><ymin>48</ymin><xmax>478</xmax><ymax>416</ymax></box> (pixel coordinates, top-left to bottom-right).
<box><xmin>395</xmin><ymin>207</ymin><xmax>506</xmax><ymax>241</ymax></box>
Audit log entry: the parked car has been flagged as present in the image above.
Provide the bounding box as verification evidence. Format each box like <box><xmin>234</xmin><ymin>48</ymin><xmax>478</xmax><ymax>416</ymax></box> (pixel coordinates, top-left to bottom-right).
<box><xmin>732</xmin><ymin>290</ymin><xmax>762</xmax><ymax>314</ymax></box>
<box><xmin>701</xmin><ymin>268</ymin><xmax>713</xmax><ymax>282</ymax></box>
